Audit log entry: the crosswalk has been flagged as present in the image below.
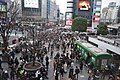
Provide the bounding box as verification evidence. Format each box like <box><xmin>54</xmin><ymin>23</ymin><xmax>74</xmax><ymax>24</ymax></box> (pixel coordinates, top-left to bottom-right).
<box><xmin>43</xmin><ymin>42</ymin><xmax>90</xmax><ymax>80</ymax></box>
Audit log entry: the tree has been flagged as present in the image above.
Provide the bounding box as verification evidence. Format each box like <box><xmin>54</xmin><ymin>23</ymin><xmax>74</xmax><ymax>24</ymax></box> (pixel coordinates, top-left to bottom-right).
<box><xmin>71</xmin><ymin>18</ymin><xmax>87</xmax><ymax>32</ymax></box>
<box><xmin>72</xmin><ymin>13</ymin><xmax>78</xmax><ymax>19</ymax></box>
<box><xmin>0</xmin><ymin>1</ymin><xmax>20</xmax><ymax>51</ymax></box>
<box><xmin>97</xmin><ymin>24</ymin><xmax>108</xmax><ymax>35</ymax></box>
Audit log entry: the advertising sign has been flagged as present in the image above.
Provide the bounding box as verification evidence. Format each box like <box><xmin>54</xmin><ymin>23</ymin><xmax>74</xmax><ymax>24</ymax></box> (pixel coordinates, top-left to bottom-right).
<box><xmin>78</xmin><ymin>0</ymin><xmax>91</xmax><ymax>11</ymax></box>
<box><xmin>92</xmin><ymin>0</ymin><xmax>101</xmax><ymax>23</ymax></box>
<box><xmin>24</xmin><ymin>0</ymin><xmax>39</xmax><ymax>8</ymax></box>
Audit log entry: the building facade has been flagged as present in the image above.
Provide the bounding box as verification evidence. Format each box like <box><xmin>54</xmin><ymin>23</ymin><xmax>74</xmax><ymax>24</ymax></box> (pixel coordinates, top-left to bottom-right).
<box><xmin>73</xmin><ymin>0</ymin><xmax>94</xmax><ymax>20</ymax></box>
<box><xmin>66</xmin><ymin>0</ymin><xmax>74</xmax><ymax>20</ymax></box>
<box><xmin>101</xmin><ymin>2</ymin><xmax>120</xmax><ymax>24</ymax></box>
<box><xmin>21</xmin><ymin>0</ymin><xmax>41</xmax><ymax>22</ymax></box>
<box><xmin>71</xmin><ymin>0</ymin><xmax>102</xmax><ymax>32</ymax></box>
<box><xmin>41</xmin><ymin>0</ymin><xmax>47</xmax><ymax>21</ymax></box>
<box><xmin>41</xmin><ymin>0</ymin><xmax>59</xmax><ymax>23</ymax></box>
<box><xmin>48</xmin><ymin>1</ymin><xmax>59</xmax><ymax>22</ymax></box>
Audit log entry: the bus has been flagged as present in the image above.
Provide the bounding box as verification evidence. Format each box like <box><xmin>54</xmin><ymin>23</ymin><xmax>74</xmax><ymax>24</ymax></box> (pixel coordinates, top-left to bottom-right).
<box><xmin>74</xmin><ymin>41</ymin><xmax>112</xmax><ymax>70</ymax></box>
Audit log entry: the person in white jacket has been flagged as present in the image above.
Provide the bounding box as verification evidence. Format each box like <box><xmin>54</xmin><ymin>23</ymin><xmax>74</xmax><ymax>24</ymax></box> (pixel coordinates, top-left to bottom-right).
<box><xmin>64</xmin><ymin>62</ymin><xmax>67</xmax><ymax>73</ymax></box>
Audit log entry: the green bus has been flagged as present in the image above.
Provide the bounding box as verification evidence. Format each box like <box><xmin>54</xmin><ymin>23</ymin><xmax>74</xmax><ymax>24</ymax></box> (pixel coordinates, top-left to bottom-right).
<box><xmin>74</xmin><ymin>41</ymin><xmax>112</xmax><ymax>70</ymax></box>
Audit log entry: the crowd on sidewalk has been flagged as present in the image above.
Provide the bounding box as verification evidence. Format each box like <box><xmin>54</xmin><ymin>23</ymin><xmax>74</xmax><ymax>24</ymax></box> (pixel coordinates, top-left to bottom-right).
<box><xmin>0</xmin><ymin>28</ymin><xmax>119</xmax><ymax>80</ymax></box>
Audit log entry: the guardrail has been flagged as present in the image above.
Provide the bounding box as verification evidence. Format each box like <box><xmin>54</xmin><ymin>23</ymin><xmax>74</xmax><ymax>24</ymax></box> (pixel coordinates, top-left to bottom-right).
<box><xmin>97</xmin><ymin>36</ymin><xmax>120</xmax><ymax>47</ymax></box>
<box><xmin>97</xmin><ymin>36</ymin><xmax>115</xmax><ymax>44</ymax></box>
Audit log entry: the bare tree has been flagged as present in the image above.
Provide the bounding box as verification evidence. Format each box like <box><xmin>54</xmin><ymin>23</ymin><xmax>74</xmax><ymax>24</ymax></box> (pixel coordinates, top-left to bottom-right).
<box><xmin>0</xmin><ymin>1</ymin><xmax>20</xmax><ymax>51</ymax></box>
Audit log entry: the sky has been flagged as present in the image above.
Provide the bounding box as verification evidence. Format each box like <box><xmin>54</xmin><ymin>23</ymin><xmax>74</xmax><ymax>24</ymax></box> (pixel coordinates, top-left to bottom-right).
<box><xmin>55</xmin><ymin>0</ymin><xmax>67</xmax><ymax>14</ymax></box>
<box><xmin>55</xmin><ymin>0</ymin><xmax>120</xmax><ymax>14</ymax></box>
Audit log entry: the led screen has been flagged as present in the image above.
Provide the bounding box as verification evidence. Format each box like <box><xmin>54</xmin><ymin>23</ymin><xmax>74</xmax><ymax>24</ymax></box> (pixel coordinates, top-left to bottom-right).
<box><xmin>24</xmin><ymin>0</ymin><xmax>39</xmax><ymax>8</ymax></box>
<box><xmin>78</xmin><ymin>0</ymin><xmax>91</xmax><ymax>11</ymax></box>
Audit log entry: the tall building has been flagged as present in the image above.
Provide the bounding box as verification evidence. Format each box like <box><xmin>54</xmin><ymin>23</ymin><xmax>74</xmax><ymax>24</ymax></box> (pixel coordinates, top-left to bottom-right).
<box><xmin>66</xmin><ymin>0</ymin><xmax>74</xmax><ymax>20</ymax></box>
<box><xmin>70</xmin><ymin>0</ymin><xmax>102</xmax><ymax>32</ymax></box>
<box><xmin>48</xmin><ymin>1</ymin><xmax>59</xmax><ymax>22</ymax></box>
<box><xmin>21</xmin><ymin>0</ymin><xmax>41</xmax><ymax>22</ymax></box>
<box><xmin>73</xmin><ymin>0</ymin><xmax>94</xmax><ymax>20</ymax></box>
<box><xmin>101</xmin><ymin>2</ymin><xmax>120</xmax><ymax>24</ymax></box>
<box><xmin>41</xmin><ymin>0</ymin><xmax>47</xmax><ymax>20</ymax></box>
<box><xmin>41</xmin><ymin>0</ymin><xmax>59</xmax><ymax>23</ymax></box>
<box><xmin>92</xmin><ymin>0</ymin><xmax>102</xmax><ymax>31</ymax></box>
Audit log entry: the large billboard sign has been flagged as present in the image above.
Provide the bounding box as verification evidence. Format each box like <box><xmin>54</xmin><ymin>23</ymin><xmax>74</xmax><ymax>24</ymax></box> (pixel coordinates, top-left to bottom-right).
<box><xmin>24</xmin><ymin>0</ymin><xmax>39</xmax><ymax>8</ymax></box>
<box><xmin>78</xmin><ymin>0</ymin><xmax>91</xmax><ymax>11</ymax></box>
<box><xmin>92</xmin><ymin>1</ymin><xmax>101</xmax><ymax>22</ymax></box>
<box><xmin>92</xmin><ymin>0</ymin><xmax>102</xmax><ymax>32</ymax></box>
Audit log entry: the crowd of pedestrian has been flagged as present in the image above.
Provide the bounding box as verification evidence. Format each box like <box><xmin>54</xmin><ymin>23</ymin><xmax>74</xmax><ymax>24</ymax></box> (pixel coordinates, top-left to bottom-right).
<box><xmin>0</xmin><ymin>27</ymin><xmax>119</xmax><ymax>80</ymax></box>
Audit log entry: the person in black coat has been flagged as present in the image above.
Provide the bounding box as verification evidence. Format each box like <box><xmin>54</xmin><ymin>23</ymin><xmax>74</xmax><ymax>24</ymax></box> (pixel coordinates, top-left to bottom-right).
<box><xmin>2</xmin><ymin>70</ymin><xmax>9</xmax><ymax>80</ymax></box>
<box><xmin>69</xmin><ymin>67</ymin><xmax>74</xmax><ymax>79</ymax></box>
<box><xmin>45</xmin><ymin>56</ymin><xmax>49</xmax><ymax>62</ymax></box>
<box><xmin>15</xmin><ymin>57</ymin><xmax>19</xmax><ymax>67</ymax></box>
<box><xmin>80</xmin><ymin>61</ymin><xmax>83</xmax><ymax>73</ymax></box>
<box><xmin>55</xmin><ymin>68</ymin><xmax>59</xmax><ymax>80</ymax></box>
<box><xmin>60</xmin><ymin>67</ymin><xmax>64</xmax><ymax>77</ymax></box>
<box><xmin>75</xmin><ymin>66</ymin><xmax>80</xmax><ymax>79</ymax></box>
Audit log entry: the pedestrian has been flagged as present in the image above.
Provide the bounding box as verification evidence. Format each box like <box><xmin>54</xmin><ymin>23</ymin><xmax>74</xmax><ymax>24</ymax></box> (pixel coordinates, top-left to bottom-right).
<box><xmin>45</xmin><ymin>55</ymin><xmax>49</xmax><ymax>62</ymax></box>
<box><xmin>46</xmin><ymin>61</ymin><xmax>49</xmax><ymax>70</ymax></box>
<box><xmin>67</xmin><ymin>42</ymin><xmax>70</xmax><ymax>48</ymax></box>
<box><xmin>71</xmin><ymin>60</ymin><xmax>74</xmax><ymax>67</ymax></box>
<box><xmin>40</xmin><ymin>67</ymin><xmax>48</xmax><ymax>79</ymax></box>
<box><xmin>40</xmin><ymin>55</ymin><xmax>44</xmax><ymax>63</ymax></box>
<box><xmin>88</xmin><ymin>69</ymin><xmax>93</xmax><ymax>80</ymax></box>
<box><xmin>75</xmin><ymin>66</ymin><xmax>80</xmax><ymax>79</ymax></box>
<box><xmin>53</xmin><ymin>60</ymin><xmax>57</xmax><ymax>71</ymax></box>
<box><xmin>10</xmin><ymin>50</ymin><xmax>15</xmax><ymax>59</ymax></box>
<box><xmin>60</xmin><ymin>67</ymin><xmax>64</xmax><ymax>77</ymax></box>
<box><xmin>69</xmin><ymin>67</ymin><xmax>74</xmax><ymax>79</ymax></box>
<box><xmin>54</xmin><ymin>69</ymin><xmax>59</xmax><ymax>80</ymax></box>
<box><xmin>80</xmin><ymin>61</ymin><xmax>83</xmax><ymax>73</ymax></box>
<box><xmin>9</xmin><ymin>57</ymin><xmax>14</xmax><ymax>69</ymax></box>
<box><xmin>15</xmin><ymin>57</ymin><xmax>19</xmax><ymax>67</ymax></box>
<box><xmin>48</xmin><ymin>42</ymin><xmax>50</xmax><ymax>51</ymax></box>
<box><xmin>10</xmin><ymin>70</ymin><xmax>15</xmax><ymax>80</ymax></box>
<box><xmin>35</xmin><ymin>70</ymin><xmax>41</xmax><ymax>80</ymax></box>
<box><xmin>2</xmin><ymin>70</ymin><xmax>9</xmax><ymax>80</ymax></box>
<box><xmin>64</xmin><ymin>62</ymin><xmax>67</xmax><ymax>73</ymax></box>
<box><xmin>50</xmin><ymin>50</ymin><xmax>53</xmax><ymax>58</ymax></box>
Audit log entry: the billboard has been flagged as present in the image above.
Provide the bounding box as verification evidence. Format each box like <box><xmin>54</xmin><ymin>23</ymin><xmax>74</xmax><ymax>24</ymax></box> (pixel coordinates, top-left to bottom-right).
<box><xmin>78</xmin><ymin>0</ymin><xmax>91</xmax><ymax>11</ymax></box>
<box><xmin>24</xmin><ymin>0</ymin><xmax>39</xmax><ymax>8</ymax></box>
<box><xmin>92</xmin><ymin>1</ymin><xmax>101</xmax><ymax>22</ymax></box>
